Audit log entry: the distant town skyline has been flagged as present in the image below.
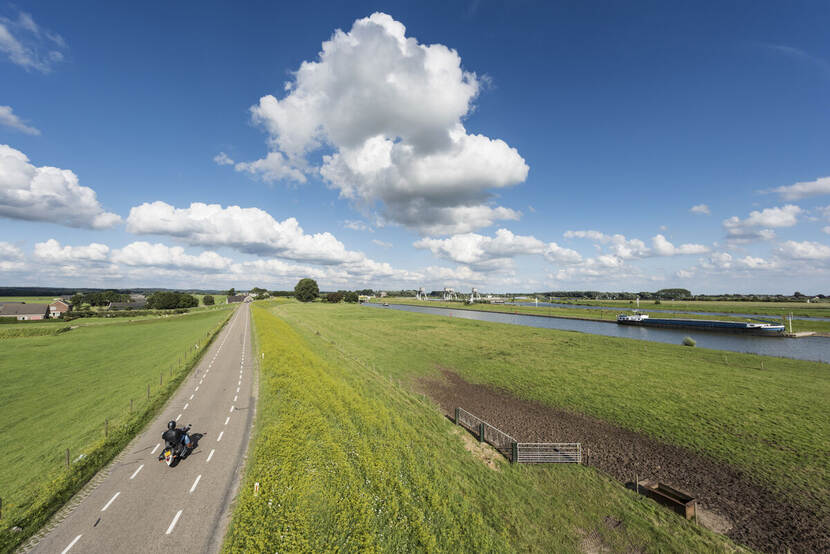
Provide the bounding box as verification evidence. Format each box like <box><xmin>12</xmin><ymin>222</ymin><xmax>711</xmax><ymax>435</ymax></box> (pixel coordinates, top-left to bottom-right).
<box><xmin>2</xmin><ymin>2</ymin><xmax>829</xmax><ymax>294</ymax></box>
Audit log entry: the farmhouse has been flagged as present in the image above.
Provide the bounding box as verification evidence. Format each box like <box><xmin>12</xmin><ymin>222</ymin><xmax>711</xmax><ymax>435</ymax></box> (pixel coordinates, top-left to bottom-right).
<box><xmin>49</xmin><ymin>300</ymin><xmax>70</xmax><ymax>318</ymax></box>
<box><xmin>227</xmin><ymin>295</ymin><xmax>245</xmax><ymax>303</ymax></box>
<box><xmin>0</xmin><ymin>303</ymin><xmax>49</xmax><ymax>320</ymax></box>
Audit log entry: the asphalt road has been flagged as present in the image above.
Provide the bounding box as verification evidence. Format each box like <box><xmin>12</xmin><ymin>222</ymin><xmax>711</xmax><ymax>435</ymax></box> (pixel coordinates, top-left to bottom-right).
<box><xmin>25</xmin><ymin>303</ymin><xmax>255</xmax><ymax>554</ymax></box>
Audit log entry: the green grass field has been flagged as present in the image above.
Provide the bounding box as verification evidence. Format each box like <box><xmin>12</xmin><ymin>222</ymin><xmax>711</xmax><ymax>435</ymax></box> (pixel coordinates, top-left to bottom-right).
<box><xmin>0</xmin><ymin>305</ymin><xmax>233</xmax><ymax>544</ymax></box>
<box><xmin>269</xmin><ymin>302</ymin><xmax>829</xmax><ymax>518</ymax></box>
<box><xmin>224</xmin><ymin>302</ymin><xmax>738</xmax><ymax>552</ymax></box>
<box><xmin>0</xmin><ymin>296</ymin><xmax>56</xmax><ymax>303</ymax></box>
<box><xmin>377</xmin><ymin>298</ymin><xmax>830</xmax><ymax>334</ymax></box>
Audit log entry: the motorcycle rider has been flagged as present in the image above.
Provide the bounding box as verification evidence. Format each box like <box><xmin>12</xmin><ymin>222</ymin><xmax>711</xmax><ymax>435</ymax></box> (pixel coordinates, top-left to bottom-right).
<box><xmin>158</xmin><ymin>420</ymin><xmax>192</xmax><ymax>460</ymax></box>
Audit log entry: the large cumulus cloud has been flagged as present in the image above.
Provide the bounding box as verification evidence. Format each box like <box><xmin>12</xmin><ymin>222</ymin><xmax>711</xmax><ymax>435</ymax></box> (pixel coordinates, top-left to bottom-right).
<box><xmin>239</xmin><ymin>13</ymin><xmax>529</xmax><ymax>235</ymax></box>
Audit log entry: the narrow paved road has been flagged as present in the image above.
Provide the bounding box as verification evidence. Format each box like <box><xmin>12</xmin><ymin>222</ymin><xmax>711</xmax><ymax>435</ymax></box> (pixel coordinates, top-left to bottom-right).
<box><xmin>25</xmin><ymin>304</ymin><xmax>256</xmax><ymax>554</ymax></box>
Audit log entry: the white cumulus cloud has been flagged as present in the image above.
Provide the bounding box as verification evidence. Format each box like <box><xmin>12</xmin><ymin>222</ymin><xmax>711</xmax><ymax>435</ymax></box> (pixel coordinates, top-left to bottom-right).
<box><xmin>34</xmin><ymin>239</ymin><xmax>109</xmax><ymax>262</ymax></box>
<box><xmin>771</xmin><ymin>176</ymin><xmax>830</xmax><ymax>201</ymax></box>
<box><xmin>651</xmin><ymin>234</ymin><xmax>709</xmax><ymax>256</ymax></box>
<box><xmin>0</xmin><ymin>146</ymin><xmax>121</xmax><ymax>228</ymax></box>
<box><xmin>690</xmin><ymin>204</ymin><xmax>710</xmax><ymax>215</ymax></box>
<box><xmin>112</xmin><ymin>242</ymin><xmax>232</xmax><ymax>270</ymax></box>
<box><xmin>722</xmin><ymin>205</ymin><xmax>801</xmax><ymax>243</ymax></box>
<box><xmin>240</xmin><ymin>12</ymin><xmax>528</xmax><ymax>235</ymax></box>
<box><xmin>126</xmin><ymin>201</ymin><xmax>368</xmax><ymax>265</ymax></box>
<box><xmin>0</xmin><ymin>105</ymin><xmax>40</xmax><ymax>135</ymax></box>
<box><xmin>775</xmin><ymin>240</ymin><xmax>830</xmax><ymax>261</ymax></box>
<box><xmin>213</xmin><ymin>152</ymin><xmax>234</xmax><ymax>166</ymax></box>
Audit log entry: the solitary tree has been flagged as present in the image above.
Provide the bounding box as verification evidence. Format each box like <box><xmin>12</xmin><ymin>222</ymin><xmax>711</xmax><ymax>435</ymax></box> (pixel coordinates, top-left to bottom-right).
<box><xmin>344</xmin><ymin>291</ymin><xmax>359</xmax><ymax>303</ymax></box>
<box><xmin>226</xmin><ymin>287</ymin><xmax>236</xmax><ymax>296</ymax></box>
<box><xmin>294</xmin><ymin>278</ymin><xmax>319</xmax><ymax>302</ymax></box>
<box><xmin>203</xmin><ymin>295</ymin><xmax>215</xmax><ymax>306</ymax></box>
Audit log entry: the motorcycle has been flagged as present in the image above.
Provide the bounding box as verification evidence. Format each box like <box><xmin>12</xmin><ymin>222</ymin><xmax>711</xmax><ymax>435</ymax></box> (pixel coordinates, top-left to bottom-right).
<box><xmin>159</xmin><ymin>424</ymin><xmax>191</xmax><ymax>467</ymax></box>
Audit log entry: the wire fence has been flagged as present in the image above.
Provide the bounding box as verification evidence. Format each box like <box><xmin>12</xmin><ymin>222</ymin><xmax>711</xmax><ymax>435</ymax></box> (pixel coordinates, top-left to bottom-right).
<box><xmin>455</xmin><ymin>407</ymin><xmax>583</xmax><ymax>464</ymax></box>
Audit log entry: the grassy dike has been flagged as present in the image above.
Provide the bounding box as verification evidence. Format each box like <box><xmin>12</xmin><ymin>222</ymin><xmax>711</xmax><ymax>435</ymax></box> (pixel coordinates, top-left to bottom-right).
<box><xmin>223</xmin><ymin>302</ymin><xmax>738</xmax><ymax>552</ymax></box>
<box><xmin>276</xmin><ymin>302</ymin><xmax>828</xmax><ymax>517</ymax></box>
<box><xmin>0</xmin><ymin>306</ymin><xmax>234</xmax><ymax>553</ymax></box>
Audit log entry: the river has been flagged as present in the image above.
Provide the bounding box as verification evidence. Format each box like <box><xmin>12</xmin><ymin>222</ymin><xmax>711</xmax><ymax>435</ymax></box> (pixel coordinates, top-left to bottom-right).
<box><xmin>365</xmin><ymin>303</ymin><xmax>829</xmax><ymax>363</ymax></box>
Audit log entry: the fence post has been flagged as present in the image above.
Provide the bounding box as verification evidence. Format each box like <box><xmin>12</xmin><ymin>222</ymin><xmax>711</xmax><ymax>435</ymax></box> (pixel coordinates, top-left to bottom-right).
<box><xmin>478</xmin><ymin>422</ymin><xmax>484</xmax><ymax>442</ymax></box>
<box><xmin>160</xmin><ymin>373</ymin><xmax>163</xmax><ymax>385</ymax></box>
<box><xmin>130</xmin><ymin>398</ymin><xmax>133</xmax><ymax>413</ymax></box>
<box><xmin>147</xmin><ymin>383</ymin><xmax>150</xmax><ymax>400</ymax></box>
<box><xmin>65</xmin><ymin>448</ymin><xmax>70</xmax><ymax>468</ymax></box>
<box><xmin>105</xmin><ymin>419</ymin><xmax>108</xmax><ymax>438</ymax></box>
<box><xmin>0</xmin><ymin>497</ymin><xmax>2</xmax><ymax>519</ymax></box>
<box><xmin>511</xmin><ymin>442</ymin><xmax>518</xmax><ymax>464</ymax></box>
<box><xmin>454</xmin><ymin>407</ymin><xmax>460</xmax><ymax>424</ymax></box>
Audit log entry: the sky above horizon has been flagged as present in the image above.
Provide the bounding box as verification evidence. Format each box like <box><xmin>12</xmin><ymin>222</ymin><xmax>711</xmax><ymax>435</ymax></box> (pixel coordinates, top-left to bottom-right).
<box><xmin>2</xmin><ymin>1</ymin><xmax>829</xmax><ymax>294</ymax></box>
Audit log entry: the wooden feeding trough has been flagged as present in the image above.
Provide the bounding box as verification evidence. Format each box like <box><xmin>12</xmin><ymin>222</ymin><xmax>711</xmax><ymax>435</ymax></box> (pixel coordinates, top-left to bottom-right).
<box><xmin>637</xmin><ymin>480</ymin><xmax>696</xmax><ymax>520</ymax></box>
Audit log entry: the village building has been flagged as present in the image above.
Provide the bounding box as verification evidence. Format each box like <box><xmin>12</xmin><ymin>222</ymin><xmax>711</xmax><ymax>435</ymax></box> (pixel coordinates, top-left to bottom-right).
<box><xmin>49</xmin><ymin>299</ymin><xmax>70</xmax><ymax>318</ymax></box>
<box><xmin>0</xmin><ymin>303</ymin><xmax>49</xmax><ymax>320</ymax></box>
<box><xmin>227</xmin><ymin>295</ymin><xmax>245</xmax><ymax>303</ymax></box>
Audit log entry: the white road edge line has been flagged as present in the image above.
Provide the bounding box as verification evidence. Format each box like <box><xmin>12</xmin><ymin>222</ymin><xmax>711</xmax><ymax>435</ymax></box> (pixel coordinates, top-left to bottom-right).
<box><xmin>151</xmin><ymin>443</ymin><xmax>160</xmax><ymax>454</ymax></box>
<box><xmin>61</xmin><ymin>534</ymin><xmax>82</xmax><ymax>554</ymax></box>
<box><xmin>189</xmin><ymin>474</ymin><xmax>201</xmax><ymax>493</ymax></box>
<box><xmin>130</xmin><ymin>464</ymin><xmax>144</xmax><ymax>480</ymax></box>
<box><xmin>207</xmin><ymin>448</ymin><xmax>215</xmax><ymax>462</ymax></box>
<box><xmin>217</xmin><ymin>431</ymin><xmax>224</xmax><ymax>442</ymax></box>
<box><xmin>166</xmin><ymin>509</ymin><xmax>183</xmax><ymax>535</ymax></box>
<box><xmin>101</xmin><ymin>491</ymin><xmax>120</xmax><ymax>512</ymax></box>
<box><xmin>224</xmin><ymin>416</ymin><xmax>230</xmax><ymax>425</ymax></box>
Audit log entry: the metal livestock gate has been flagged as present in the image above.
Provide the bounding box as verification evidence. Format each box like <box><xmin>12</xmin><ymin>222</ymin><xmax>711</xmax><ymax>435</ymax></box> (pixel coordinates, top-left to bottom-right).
<box><xmin>455</xmin><ymin>407</ymin><xmax>581</xmax><ymax>464</ymax></box>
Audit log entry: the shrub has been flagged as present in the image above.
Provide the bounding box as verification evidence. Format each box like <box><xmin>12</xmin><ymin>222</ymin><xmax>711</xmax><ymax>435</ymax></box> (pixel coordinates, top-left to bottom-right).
<box><xmin>203</xmin><ymin>295</ymin><xmax>215</xmax><ymax>306</ymax></box>
<box><xmin>682</xmin><ymin>336</ymin><xmax>696</xmax><ymax>347</ymax></box>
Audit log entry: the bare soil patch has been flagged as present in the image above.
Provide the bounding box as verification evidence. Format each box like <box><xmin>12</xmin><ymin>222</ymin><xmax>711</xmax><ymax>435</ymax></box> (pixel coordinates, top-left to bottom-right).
<box><xmin>417</xmin><ymin>369</ymin><xmax>829</xmax><ymax>553</ymax></box>
<box><xmin>452</xmin><ymin>427</ymin><xmax>502</xmax><ymax>470</ymax></box>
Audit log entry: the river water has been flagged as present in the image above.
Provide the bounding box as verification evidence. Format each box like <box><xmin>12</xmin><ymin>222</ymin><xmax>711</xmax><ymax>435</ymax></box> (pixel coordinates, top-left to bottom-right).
<box><xmin>365</xmin><ymin>303</ymin><xmax>829</xmax><ymax>363</ymax></box>
<box><xmin>510</xmin><ymin>301</ymin><xmax>830</xmax><ymax>322</ymax></box>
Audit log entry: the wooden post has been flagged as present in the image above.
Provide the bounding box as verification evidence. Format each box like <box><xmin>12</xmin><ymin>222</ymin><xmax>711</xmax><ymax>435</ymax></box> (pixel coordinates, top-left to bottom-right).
<box><xmin>478</xmin><ymin>422</ymin><xmax>485</xmax><ymax>442</ymax></box>
<box><xmin>160</xmin><ymin>373</ymin><xmax>163</xmax><ymax>385</ymax></box>
<box><xmin>454</xmin><ymin>407</ymin><xmax>460</xmax><ymax>424</ymax></box>
<box><xmin>105</xmin><ymin>419</ymin><xmax>108</xmax><ymax>437</ymax></box>
<box><xmin>130</xmin><ymin>398</ymin><xmax>133</xmax><ymax>413</ymax></box>
<box><xmin>635</xmin><ymin>473</ymin><xmax>639</xmax><ymax>494</ymax></box>
<box><xmin>511</xmin><ymin>442</ymin><xmax>518</xmax><ymax>464</ymax></box>
<box><xmin>147</xmin><ymin>383</ymin><xmax>150</xmax><ymax>400</ymax></box>
<box><xmin>65</xmin><ymin>448</ymin><xmax>70</xmax><ymax>468</ymax></box>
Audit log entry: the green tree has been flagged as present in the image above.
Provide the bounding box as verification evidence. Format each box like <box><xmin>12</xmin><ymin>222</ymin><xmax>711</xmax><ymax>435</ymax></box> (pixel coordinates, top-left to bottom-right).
<box><xmin>326</xmin><ymin>291</ymin><xmax>344</xmax><ymax>303</ymax></box>
<box><xmin>344</xmin><ymin>291</ymin><xmax>359</xmax><ymax>303</ymax></box>
<box><xmin>226</xmin><ymin>287</ymin><xmax>236</xmax><ymax>296</ymax></box>
<box><xmin>294</xmin><ymin>278</ymin><xmax>319</xmax><ymax>302</ymax></box>
<box><xmin>203</xmin><ymin>295</ymin><xmax>215</xmax><ymax>306</ymax></box>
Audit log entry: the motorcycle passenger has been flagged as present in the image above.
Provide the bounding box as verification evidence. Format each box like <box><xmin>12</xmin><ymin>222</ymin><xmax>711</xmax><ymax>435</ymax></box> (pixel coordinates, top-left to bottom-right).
<box><xmin>159</xmin><ymin>420</ymin><xmax>191</xmax><ymax>460</ymax></box>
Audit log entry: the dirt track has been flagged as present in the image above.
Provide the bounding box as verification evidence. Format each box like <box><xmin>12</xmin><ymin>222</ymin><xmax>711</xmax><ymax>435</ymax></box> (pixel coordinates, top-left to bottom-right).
<box><xmin>418</xmin><ymin>370</ymin><xmax>829</xmax><ymax>554</ymax></box>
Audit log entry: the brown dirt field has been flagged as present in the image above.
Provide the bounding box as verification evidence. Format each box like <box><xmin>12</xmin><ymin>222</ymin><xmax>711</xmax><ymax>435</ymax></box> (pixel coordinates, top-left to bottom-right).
<box><xmin>417</xmin><ymin>369</ymin><xmax>830</xmax><ymax>554</ymax></box>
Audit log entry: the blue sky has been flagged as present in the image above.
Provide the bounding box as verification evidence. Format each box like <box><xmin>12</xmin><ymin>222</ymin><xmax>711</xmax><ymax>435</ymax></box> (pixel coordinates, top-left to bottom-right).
<box><xmin>1</xmin><ymin>1</ymin><xmax>829</xmax><ymax>293</ymax></box>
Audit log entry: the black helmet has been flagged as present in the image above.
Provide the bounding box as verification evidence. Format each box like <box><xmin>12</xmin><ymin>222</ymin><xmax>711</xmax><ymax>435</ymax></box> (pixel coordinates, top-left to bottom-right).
<box><xmin>167</xmin><ymin>420</ymin><xmax>176</xmax><ymax>430</ymax></box>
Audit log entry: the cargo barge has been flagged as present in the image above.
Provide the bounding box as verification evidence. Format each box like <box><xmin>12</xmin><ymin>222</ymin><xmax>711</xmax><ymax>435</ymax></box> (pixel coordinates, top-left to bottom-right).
<box><xmin>616</xmin><ymin>313</ymin><xmax>785</xmax><ymax>335</ymax></box>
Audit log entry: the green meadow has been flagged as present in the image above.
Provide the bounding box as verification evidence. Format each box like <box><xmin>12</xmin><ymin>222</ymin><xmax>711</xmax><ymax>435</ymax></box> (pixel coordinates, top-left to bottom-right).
<box><xmin>0</xmin><ymin>306</ymin><xmax>233</xmax><ymax>549</ymax></box>
<box><xmin>224</xmin><ymin>302</ymin><xmax>739</xmax><ymax>552</ymax></box>
<box><xmin>269</xmin><ymin>302</ymin><xmax>828</xmax><ymax>517</ymax></box>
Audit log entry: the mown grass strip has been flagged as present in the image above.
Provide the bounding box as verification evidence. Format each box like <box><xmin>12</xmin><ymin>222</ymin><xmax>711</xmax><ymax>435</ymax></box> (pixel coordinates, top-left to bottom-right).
<box><xmin>224</xmin><ymin>302</ymin><xmax>737</xmax><ymax>552</ymax></box>
<box><xmin>0</xmin><ymin>307</ymin><xmax>234</xmax><ymax>553</ymax></box>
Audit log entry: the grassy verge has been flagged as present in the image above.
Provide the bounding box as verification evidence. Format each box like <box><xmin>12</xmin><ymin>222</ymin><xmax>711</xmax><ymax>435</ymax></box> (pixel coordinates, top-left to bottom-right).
<box><xmin>223</xmin><ymin>302</ymin><xmax>739</xmax><ymax>552</ymax></box>
<box><xmin>376</xmin><ymin>298</ymin><xmax>830</xmax><ymax>334</ymax></box>
<box><xmin>273</xmin><ymin>302</ymin><xmax>829</xmax><ymax>518</ymax></box>
<box><xmin>548</xmin><ymin>298</ymin><xmax>830</xmax><ymax>318</ymax></box>
<box><xmin>0</xmin><ymin>306</ymin><xmax>234</xmax><ymax>552</ymax></box>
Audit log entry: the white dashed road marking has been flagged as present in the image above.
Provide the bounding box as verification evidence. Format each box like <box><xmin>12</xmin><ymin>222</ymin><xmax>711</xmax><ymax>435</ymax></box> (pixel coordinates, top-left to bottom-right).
<box><xmin>130</xmin><ymin>464</ymin><xmax>144</xmax><ymax>480</ymax></box>
<box><xmin>166</xmin><ymin>510</ymin><xmax>183</xmax><ymax>535</ymax></box>
<box><xmin>151</xmin><ymin>443</ymin><xmax>160</xmax><ymax>455</ymax></box>
<box><xmin>101</xmin><ymin>491</ymin><xmax>120</xmax><ymax>512</ymax></box>
<box><xmin>207</xmin><ymin>448</ymin><xmax>215</xmax><ymax>462</ymax></box>
<box><xmin>224</xmin><ymin>416</ymin><xmax>230</xmax><ymax>425</ymax></box>
<box><xmin>217</xmin><ymin>431</ymin><xmax>224</xmax><ymax>442</ymax></box>
<box><xmin>189</xmin><ymin>474</ymin><xmax>201</xmax><ymax>493</ymax></box>
<box><xmin>61</xmin><ymin>534</ymin><xmax>82</xmax><ymax>554</ymax></box>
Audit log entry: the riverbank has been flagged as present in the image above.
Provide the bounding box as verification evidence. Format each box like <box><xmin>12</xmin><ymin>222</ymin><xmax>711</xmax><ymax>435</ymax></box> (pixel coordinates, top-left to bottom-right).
<box><xmin>373</xmin><ymin>298</ymin><xmax>830</xmax><ymax>336</ymax></box>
